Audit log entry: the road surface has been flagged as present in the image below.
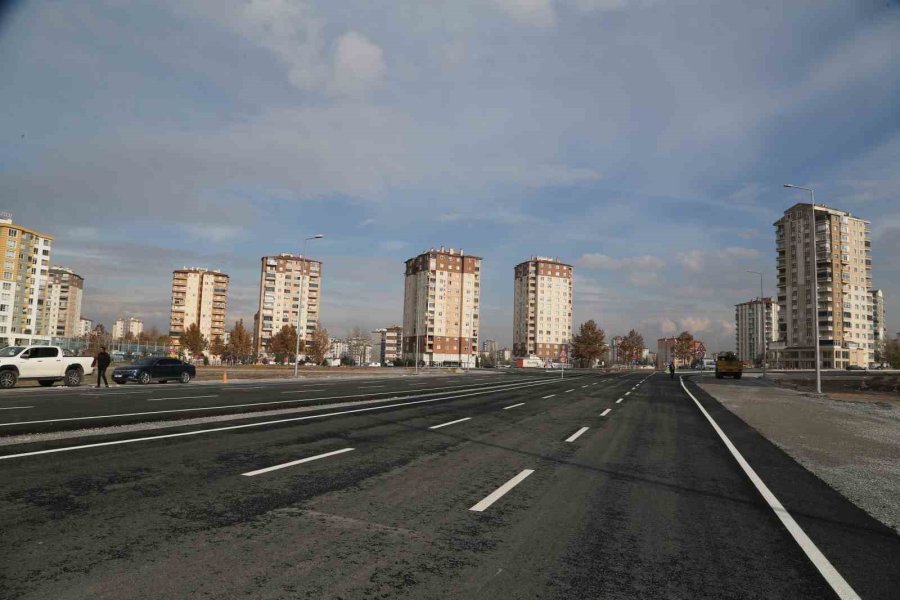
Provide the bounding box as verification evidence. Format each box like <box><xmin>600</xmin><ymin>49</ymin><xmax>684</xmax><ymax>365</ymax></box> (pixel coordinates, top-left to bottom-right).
<box><xmin>1</xmin><ymin>371</ymin><xmax>898</xmax><ymax>598</ymax></box>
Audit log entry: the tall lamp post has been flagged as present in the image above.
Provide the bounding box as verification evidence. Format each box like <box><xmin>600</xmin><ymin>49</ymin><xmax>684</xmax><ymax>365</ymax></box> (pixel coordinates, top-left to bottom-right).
<box><xmin>747</xmin><ymin>270</ymin><xmax>767</xmax><ymax>379</ymax></box>
<box><xmin>783</xmin><ymin>184</ymin><xmax>822</xmax><ymax>394</ymax></box>
<box><xmin>294</xmin><ymin>234</ymin><xmax>324</xmax><ymax>377</ymax></box>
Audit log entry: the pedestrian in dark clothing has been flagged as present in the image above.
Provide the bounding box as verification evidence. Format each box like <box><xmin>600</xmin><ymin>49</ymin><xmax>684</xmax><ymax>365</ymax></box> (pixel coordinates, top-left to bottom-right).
<box><xmin>669</xmin><ymin>362</ymin><xmax>676</xmax><ymax>380</ymax></box>
<box><xmin>96</xmin><ymin>347</ymin><xmax>111</xmax><ymax>388</ymax></box>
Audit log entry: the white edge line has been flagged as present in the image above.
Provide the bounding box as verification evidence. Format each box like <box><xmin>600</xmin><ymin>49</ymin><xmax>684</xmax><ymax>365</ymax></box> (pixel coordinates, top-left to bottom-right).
<box><xmin>601</xmin><ymin>408</ymin><xmax>612</xmax><ymax>416</ymax></box>
<box><xmin>148</xmin><ymin>395</ymin><xmax>218</xmax><ymax>402</ymax></box>
<box><xmin>242</xmin><ymin>447</ymin><xmax>354</xmax><ymax>476</ymax></box>
<box><xmin>565</xmin><ymin>426</ymin><xmax>589</xmax><ymax>443</ymax></box>
<box><xmin>0</xmin><ymin>378</ymin><xmax>565</xmax><ymax>460</ymax></box>
<box><xmin>503</xmin><ymin>403</ymin><xmax>525</xmax><ymax>410</ymax></box>
<box><xmin>679</xmin><ymin>377</ymin><xmax>860</xmax><ymax>600</ymax></box>
<box><xmin>429</xmin><ymin>417</ymin><xmax>472</xmax><ymax>430</ymax></box>
<box><xmin>0</xmin><ymin>406</ymin><xmax>33</xmax><ymax>410</ymax></box>
<box><xmin>469</xmin><ymin>469</ymin><xmax>535</xmax><ymax>512</ymax></box>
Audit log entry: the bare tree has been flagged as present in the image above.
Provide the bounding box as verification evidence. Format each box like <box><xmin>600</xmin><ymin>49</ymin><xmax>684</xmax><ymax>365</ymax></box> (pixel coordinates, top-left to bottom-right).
<box><xmin>308</xmin><ymin>327</ymin><xmax>330</xmax><ymax>366</ymax></box>
<box><xmin>348</xmin><ymin>326</ymin><xmax>370</xmax><ymax>365</ymax></box>
<box><xmin>674</xmin><ymin>331</ymin><xmax>695</xmax><ymax>366</ymax></box>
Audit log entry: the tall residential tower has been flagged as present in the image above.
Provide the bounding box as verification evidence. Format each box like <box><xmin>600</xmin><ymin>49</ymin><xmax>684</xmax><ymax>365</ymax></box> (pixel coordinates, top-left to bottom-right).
<box><xmin>734</xmin><ymin>297</ymin><xmax>779</xmax><ymax>365</ymax></box>
<box><xmin>513</xmin><ymin>256</ymin><xmax>573</xmax><ymax>361</ymax></box>
<box><xmin>775</xmin><ymin>203</ymin><xmax>872</xmax><ymax>368</ymax></box>
<box><xmin>0</xmin><ymin>212</ymin><xmax>53</xmax><ymax>343</ymax></box>
<box><xmin>43</xmin><ymin>266</ymin><xmax>84</xmax><ymax>338</ymax></box>
<box><xmin>169</xmin><ymin>267</ymin><xmax>229</xmax><ymax>352</ymax></box>
<box><xmin>402</xmin><ymin>246</ymin><xmax>481</xmax><ymax>367</ymax></box>
<box><xmin>253</xmin><ymin>254</ymin><xmax>322</xmax><ymax>358</ymax></box>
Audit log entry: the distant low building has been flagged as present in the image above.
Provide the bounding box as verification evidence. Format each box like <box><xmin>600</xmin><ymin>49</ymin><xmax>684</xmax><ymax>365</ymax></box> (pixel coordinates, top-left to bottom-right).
<box><xmin>113</xmin><ymin>316</ymin><xmax>144</xmax><ymax>340</ymax></box>
<box><xmin>373</xmin><ymin>326</ymin><xmax>402</xmax><ymax>364</ymax></box>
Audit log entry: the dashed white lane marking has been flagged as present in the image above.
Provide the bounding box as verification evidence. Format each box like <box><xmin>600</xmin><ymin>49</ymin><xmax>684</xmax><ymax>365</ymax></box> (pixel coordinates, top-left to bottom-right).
<box><xmin>148</xmin><ymin>395</ymin><xmax>218</xmax><ymax>402</ymax></box>
<box><xmin>679</xmin><ymin>378</ymin><xmax>860</xmax><ymax>600</ymax></box>
<box><xmin>503</xmin><ymin>403</ymin><xmax>525</xmax><ymax>410</ymax></box>
<box><xmin>0</xmin><ymin>406</ymin><xmax>32</xmax><ymax>410</ymax></box>
<box><xmin>241</xmin><ymin>447</ymin><xmax>355</xmax><ymax>477</ymax></box>
<box><xmin>600</xmin><ymin>408</ymin><xmax>612</xmax><ymax>417</ymax></box>
<box><xmin>565</xmin><ymin>389</ymin><xmax>575</xmax><ymax>393</ymax></box>
<box><xmin>358</xmin><ymin>385</ymin><xmax>386</xmax><ymax>389</ymax></box>
<box><xmin>616</xmin><ymin>398</ymin><xmax>623</xmax><ymax>404</ymax></box>
<box><xmin>429</xmin><ymin>417</ymin><xmax>472</xmax><ymax>430</ymax></box>
<box><xmin>581</xmin><ymin>385</ymin><xmax>588</xmax><ymax>388</ymax></box>
<box><xmin>625</xmin><ymin>391</ymin><xmax>631</xmax><ymax>396</ymax></box>
<box><xmin>295</xmin><ymin>388</ymin><xmax>326</xmax><ymax>393</ymax></box>
<box><xmin>470</xmin><ymin>469</ymin><xmax>535</xmax><ymax>512</ymax></box>
<box><xmin>565</xmin><ymin>427</ymin><xmax>590</xmax><ymax>443</ymax></box>
<box><xmin>81</xmin><ymin>390</ymin><xmax>153</xmax><ymax>397</ymax></box>
<box><xmin>542</xmin><ymin>394</ymin><xmax>556</xmax><ymax>399</ymax></box>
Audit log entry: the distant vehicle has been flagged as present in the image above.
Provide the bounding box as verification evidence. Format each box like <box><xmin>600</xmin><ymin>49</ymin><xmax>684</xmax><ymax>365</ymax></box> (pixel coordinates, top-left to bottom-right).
<box><xmin>111</xmin><ymin>357</ymin><xmax>195</xmax><ymax>384</ymax></box>
<box><xmin>0</xmin><ymin>345</ymin><xmax>95</xmax><ymax>389</ymax></box>
<box><xmin>715</xmin><ymin>352</ymin><xmax>743</xmax><ymax>379</ymax></box>
<box><xmin>845</xmin><ymin>365</ymin><xmax>867</xmax><ymax>371</ymax></box>
<box><xmin>702</xmin><ymin>358</ymin><xmax>716</xmax><ymax>370</ymax></box>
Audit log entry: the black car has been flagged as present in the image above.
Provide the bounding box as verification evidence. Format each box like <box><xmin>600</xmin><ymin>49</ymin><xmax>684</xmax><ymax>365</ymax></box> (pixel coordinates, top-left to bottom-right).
<box><xmin>112</xmin><ymin>357</ymin><xmax>196</xmax><ymax>384</ymax></box>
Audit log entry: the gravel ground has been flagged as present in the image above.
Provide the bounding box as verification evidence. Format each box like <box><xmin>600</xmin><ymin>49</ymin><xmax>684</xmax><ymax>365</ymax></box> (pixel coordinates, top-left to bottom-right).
<box><xmin>696</xmin><ymin>376</ymin><xmax>900</xmax><ymax>534</ymax></box>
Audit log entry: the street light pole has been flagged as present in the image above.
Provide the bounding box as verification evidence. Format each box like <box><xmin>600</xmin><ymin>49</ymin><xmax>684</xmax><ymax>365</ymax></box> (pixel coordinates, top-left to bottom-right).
<box><xmin>747</xmin><ymin>270</ymin><xmax>767</xmax><ymax>379</ymax></box>
<box><xmin>294</xmin><ymin>234</ymin><xmax>324</xmax><ymax>377</ymax></box>
<box><xmin>784</xmin><ymin>184</ymin><xmax>822</xmax><ymax>394</ymax></box>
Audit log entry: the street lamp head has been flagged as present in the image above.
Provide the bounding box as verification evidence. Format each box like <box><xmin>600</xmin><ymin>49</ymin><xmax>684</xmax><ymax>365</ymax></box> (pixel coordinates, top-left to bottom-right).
<box><xmin>312</xmin><ymin>234</ymin><xmax>324</xmax><ymax>239</ymax></box>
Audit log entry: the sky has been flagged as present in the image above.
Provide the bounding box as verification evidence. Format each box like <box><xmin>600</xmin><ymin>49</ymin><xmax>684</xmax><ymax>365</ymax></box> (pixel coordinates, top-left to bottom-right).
<box><xmin>1</xmin><ymin>0</ymin><xmax>899</xmax><ymax>352</ymax></box>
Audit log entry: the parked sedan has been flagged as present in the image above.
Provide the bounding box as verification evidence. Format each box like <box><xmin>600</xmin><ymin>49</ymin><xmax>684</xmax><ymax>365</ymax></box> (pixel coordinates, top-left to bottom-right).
<box><xmin>112</xmin><ymin>357</ymin><xmax>196</xmax><ymax>385</ymax></box>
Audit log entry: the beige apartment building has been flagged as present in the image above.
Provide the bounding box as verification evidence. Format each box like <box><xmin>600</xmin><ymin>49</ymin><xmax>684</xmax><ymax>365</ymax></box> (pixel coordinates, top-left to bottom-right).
<box><xmin>254</xmin><ymin>254</ymin><xmax>322</xmax><ymax>358</ymax></box>
<box><xmin>513</xmin><ymin>256</ymin><xmax>573</xmax><ymax>361</ymax></box>
<box><xmin>169</xmin><ymin>267</ymin><xmax>229</xmax><ymax>352</ymax></box>
<box><xmin>42</xmin><ymin>266</ymin><xmax>84</xmax><ymax>338</ymax></box>
<box><xmin>775</xmin><ymin>203</ymin><xmax>873</xmax><ymax>369</ymax></box>
<box><xmin>871</xmin><ymin>289</ymin><xmax>886</xmax><ymax>349</ymax></box>
<box><xmin>735</xmin><ymin>297</ymin><xmax>779</xmax><ymax>365</ymax></box>
<box><xmin>402</xmin><ymin>246</ymin><xmax>481</xmax><ymax>367</ymax></box>
<box><xmin>0</xmin><ymin>212</ymin><xmax>53</xmax><ymax>344</ymax></box>
<box><xmin>373</xmin><ymin>326</ymin><xmax>402</xmax><ymax>364</ymax></box>
<box><xmin>113</xmin><ymin>316</ymin><xmax>144</xmax><ymax>340</ymax></box>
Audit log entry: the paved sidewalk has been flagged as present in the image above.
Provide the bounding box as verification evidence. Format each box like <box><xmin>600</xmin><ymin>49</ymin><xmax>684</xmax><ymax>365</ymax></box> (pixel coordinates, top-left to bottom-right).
<box><xmin>696</xmin><ymin>376</ymin><xmax>900</xmax><ymax>534</ymax></box>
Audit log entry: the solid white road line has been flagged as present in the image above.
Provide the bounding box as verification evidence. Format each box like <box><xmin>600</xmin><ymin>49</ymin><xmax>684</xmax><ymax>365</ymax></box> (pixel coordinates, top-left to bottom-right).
<box><xmin>242</xmin><ymin>448</ymin><xmax>355</xmax><ymax>477</ymax></box>
<box><xmin>0</xmin><ymin>379</ymin><xmax>562</xmax><ymax>460</ymax></box>
<box><xmin>679</xmin><ymin>378</ymin><xmax>860</xmax><ymax>600</ymax></box>
<box><xmin>429</xmin><ymin>417</ymin><xmax>472</xmax><ymax>430</ymax></box>
<box><xmin>358</xmin><ymin>385</ymin><xmax>386</xmax><ymax>389</ymax></box>
<box><xmin>0</xmin><ymin>406</ymin><xmax>32</xmax><ymax>410</ymax></box>
<box><xmin>542</xmin><ymin>394</ymin><xmax>556</xmax><ymax>399</ymax></box>
<box><xmin>147</xmin><ymin>395</ymin><xmax>218</xmax><ymax>402</ymax></box>
<box><xmin>616</xmin><ymin>398</ymin><xmax>623</xmax><ymax>404</ymax></box>
<box><xmin>3</xmin><ymin>377</ymin><xmax>566</xmax><ymax>429</ymax></box>
<box><xmin>81</xmin><ymin>391</ymin><xmax>154</xmax><ymax>397</ymax></box>
<box><xmin>565</xmin><ymin>427</ymin><xmax>589</xmax><ymax>443</ymax></box>
<box><xmin>469</xmin><ymin>469</ymin><xmax>535</xmax><ymax>512</ymax></box>
<box><xmin>503</xmin><ymin>403</ymin><xmax>525</xmax><ymax>410</ymax></box>
<box><xmin>600</xmin><ymin>408</ymin><xmax>612</xmax><ymax>417</ymax></box>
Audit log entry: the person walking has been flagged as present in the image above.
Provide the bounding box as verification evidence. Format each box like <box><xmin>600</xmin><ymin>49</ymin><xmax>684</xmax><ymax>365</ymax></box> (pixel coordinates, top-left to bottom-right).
<box><xmin>669</xmin><ymin>361</ymin><xmax>676</xmax><ymax>380</ymax></box>
<box><xmin>95</xmin><ymin>346</ymin><xmax>111</xmax><ymax>388</ymax></box>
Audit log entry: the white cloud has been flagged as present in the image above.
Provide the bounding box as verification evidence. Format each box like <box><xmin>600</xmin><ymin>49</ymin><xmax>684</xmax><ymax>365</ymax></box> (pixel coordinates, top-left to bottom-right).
<box><xmin>491</xmin><ymin>0</ymin><xmax>556</xmax><ymax>28</ymax></box>
<box><xmin>722</xmin><ymin>246</ymin><xmax>760</xmax><ymax>259</ymax></box>
<box><xmin>579</xmin><ymin>253</ymin><xmax>664</xmax><ymax>271</ymax></box>
<box><xmin>681</xmin><ymin>316</ymin><xmax>711</xmax><ymax>333</ymax></box>
<box><xmin>332</xmin><ymin>31</ymin><xmax>386</xmax><ymax>96</ymax></box>
<box><xmin>676</xmin><ymin>250</ymin><xmax>705</xmax><ymax>272</ymax></box>
<box><xmin>179</xmin><ymin>223</ymin><xmax>244</xmax><ymax>244</ymax></box>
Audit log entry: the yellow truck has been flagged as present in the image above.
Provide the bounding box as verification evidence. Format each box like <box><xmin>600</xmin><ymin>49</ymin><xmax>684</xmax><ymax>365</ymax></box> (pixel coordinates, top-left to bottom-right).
<box><xmin>715</xmin><ymin>352</ymin><xmax>743</xmax><ymax>380</ymax></box>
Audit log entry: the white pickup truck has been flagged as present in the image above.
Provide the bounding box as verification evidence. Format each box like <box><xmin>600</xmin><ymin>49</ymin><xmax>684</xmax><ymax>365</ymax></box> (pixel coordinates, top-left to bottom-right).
<box><xmin>0</xmin><ymin>345</ymin><xmax>96</xmax><ymax>389</ymax></box>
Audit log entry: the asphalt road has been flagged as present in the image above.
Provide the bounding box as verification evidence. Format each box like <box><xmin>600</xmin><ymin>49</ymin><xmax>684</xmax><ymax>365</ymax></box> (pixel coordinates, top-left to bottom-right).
<box><xmin>1</xmin><ymin>371</ymin><xmax>898</xmax><ymax>599</ymax></box>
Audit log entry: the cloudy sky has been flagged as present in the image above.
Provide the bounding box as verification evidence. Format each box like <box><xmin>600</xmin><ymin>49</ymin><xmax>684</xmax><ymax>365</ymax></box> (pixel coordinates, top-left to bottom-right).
<box><xmin>2</xmin><ymin>0</ymin><xmax>899</xmax><ymax>351</ymax></box>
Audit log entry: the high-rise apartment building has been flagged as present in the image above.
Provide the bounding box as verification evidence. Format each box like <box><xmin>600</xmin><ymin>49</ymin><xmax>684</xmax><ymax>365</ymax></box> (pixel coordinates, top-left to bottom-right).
<box><xmin>42</xmin><ymin>266</ymin><xmax>84</xmax><ymax>338</ymax></box>
<box><xmin>402</xmin><ymin>246</ymin><xmax>481</xmax><ymax>367</ymax></box>
<box><xmin>169</xmin><ymin>267</ymin><xmax>229</xmax><ymax>352</ymax></box>
<box><xmin>775</xmin><ymin>203</ymin><xmax>872</xmax><ymax>368</ymax></box>
<box><xmin>373</xmin><ymin>326</ymin><xmax>402</xmax><ymax>364</ymax></box>
<box><xmin>735</xmin><ymin>297</ymin><xmax>779</xmax><ymax>365</ymax></box>
<box><xmin>0</xmin><ymin>213</ymin><xmax>53</xmax><ymax>343</ymax></box>
<box><xmin>513</xmin><ymin>256</ymin><xmax>573</xmax><ymax>360</ymax></box>
<box><xmin>254</xmin><ymin>254</ymin><xmax>322</xmax><ymax>357</ymax></box>
<box><xmin>113</xmin><ymin>317</ymin><xmax>144</xmax><ymax>340</ymax></box>
<box><xmin>871</xmin><ymin>289</ymin><xmax>886</xmax><ymax>350</ymax></box>
<box><xmin>78</xmin><ymin>318</ymin><xmax>93</xmax><ymax>337</ymax></box>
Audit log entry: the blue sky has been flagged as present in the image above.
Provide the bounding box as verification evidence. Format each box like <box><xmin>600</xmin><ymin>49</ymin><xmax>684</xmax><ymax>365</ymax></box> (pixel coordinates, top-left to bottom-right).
<box><xmin>2</xmin><ymin>0</ymin><xmax>899</xmax><ymax>351</ymax></box>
